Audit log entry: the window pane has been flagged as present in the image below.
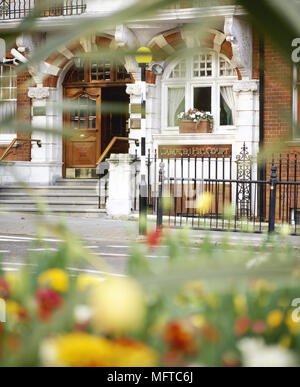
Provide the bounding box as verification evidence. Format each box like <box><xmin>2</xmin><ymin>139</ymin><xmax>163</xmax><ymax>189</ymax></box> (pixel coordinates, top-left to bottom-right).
<box><xmin>220</xmin><ymin>86</ymin><xmax>234</xmax><ymax>125</ymax></box>
<box><xmin>168</xmin><ymin>88</ymin><xmax>185</xmax><ymax>127</ymax></box>
<box><xmin>194</xmin><ymin>87</ymin><xmax>211</xmax><ymax>112</ymax></box>
<box><xmin>168</xmin><ymin>61</ymin><xmax>186</xmax><ymax>79</ymax></box>
<box><xmin>193</xmin><ymin>54</ymin><xmax>212</xmax><ymax>78</ymax></box>
<box><xmin>219</xmin><ymin>57</ymin><xmax>236</xmax><ymax>77</ymax></box>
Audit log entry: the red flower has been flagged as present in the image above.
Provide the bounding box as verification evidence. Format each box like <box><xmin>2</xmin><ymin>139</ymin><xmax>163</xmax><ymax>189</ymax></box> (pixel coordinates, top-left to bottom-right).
<box><xmin>162</xmin><ymin>350</ymin><xmax>184</xmax><ymax>367</ymax></box>
<box><xmin>36</xmin><ymin>288</ymin><xmax>63</xmax><ymax>321</ymax></box>
<box><xmin>164</xmin><ymin>320</ymin><xmax>196</xmax><ymax>354</ymax></box>
<box><xmin>202</xmin><ymin>324</ymin><xmax>220</xmax><ymax>344</ymax></box>
<box><xmin>234</xmin><ymin>316</ymin><xmax>251</xmax><ymax>337</ymax></box>
<box><xmin>146</xmin><ymin>229</ymin><xmax>163</xmax><ymax>249</ymax></box>
<box><xmin>252</xmin><ymin>320</ymin><xmax>267</xmax><ymax>334</ymax></box>
<box><xmin>0</xmin><ymin>277</ymin><xmax>10</xmax><ymax>299</ymax></box>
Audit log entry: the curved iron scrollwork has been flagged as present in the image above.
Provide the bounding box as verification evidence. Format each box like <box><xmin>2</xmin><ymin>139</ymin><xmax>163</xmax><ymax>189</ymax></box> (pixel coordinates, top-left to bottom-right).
<box><xmin>236</xmin><ymin>143</ymin><xmax>253</xmax><ymax>219</ymax></box>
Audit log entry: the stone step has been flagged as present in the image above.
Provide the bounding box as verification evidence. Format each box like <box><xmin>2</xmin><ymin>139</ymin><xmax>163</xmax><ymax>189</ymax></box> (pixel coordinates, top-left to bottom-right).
<box><xmin>0</xmin><ymin>193</ymin><xmax>102</xmax><ymax>201</ymax></box>
<box><xmin>0</xmin><ymin>208</ymin><xmax>106</xmax><ymax>218</ymax></box>
<box><xmin>55</xmin><ymin>178</ymin><xmax>100</xmax><ymax>187</ymax></box>
<box><xmin>0</xmin><ymin>200</ymin><xmax>99</xmax><ymax>210</ymax></box>
<box><xmin>0</xmin><ymin>186</ymin><xmax>99</xmax><ymax>195</ymax></box>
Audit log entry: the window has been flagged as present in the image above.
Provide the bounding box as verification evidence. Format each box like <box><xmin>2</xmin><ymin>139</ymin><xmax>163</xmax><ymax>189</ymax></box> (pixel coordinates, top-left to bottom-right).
<box><xmin>163</xmin><ymin>52</ymin><xmax>237</xmax><ymax>129</ymax></box>
<box><xmin>0</xmin><ymin>64</ymin><xmax>17</xmax><ymax>123</ymax></box>
<box><xmin>293</xmin><ymin>66</ymin><xmax>300</xmax><ymax>139</ymax></box>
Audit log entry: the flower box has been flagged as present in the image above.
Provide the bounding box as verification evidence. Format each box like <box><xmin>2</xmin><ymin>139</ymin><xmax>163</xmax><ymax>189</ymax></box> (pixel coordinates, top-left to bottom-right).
<box><xmin>179</xmin><ymin>120</ymin><xmax>212</xmax><ymax>134</ymax></box>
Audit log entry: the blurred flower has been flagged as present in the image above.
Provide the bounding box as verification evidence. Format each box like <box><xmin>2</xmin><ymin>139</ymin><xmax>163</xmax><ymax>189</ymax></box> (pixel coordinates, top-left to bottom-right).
<box><xmin>267</xmin><ymin>310</ymin><xmax>284</xmax><ymax>329</ymax></box>
<box><xmin>234</xmin><ymin>294</ymin><xmax>247</xmax><ymax>316</ymax></box>
<box><xmin>252</xmin><ymin>320</ymin><xmax>267</xmax><ymax>335</ymax></box>
<box><xmin>40</xmin><ymin>333</ymin><xmax>112</xmax><ymax>367</ymax></box>
<box><xmin>89</xmin><ymin>277</ymin><xmax>146</xmax><ymax>334</ymax></box>
<box><xmin>196</xmin><ymin>192</ymin><xmax>213</xmax><ymax>214</ymax></box>
<box><xmin>164</xmin><ymin>320</ymin><xmax>196</xmax><ymax>354</ymax></box>
<box><xmin>0</xmin><ymin>277</ymin><xmax>10</xmax><ymax>299</ymax></box>
<box><xmin>279</xmin><ymin>335</ymin><xmax>292</xmax><ymax>349</ymax></box>
<box><xmin>76</xmin><ymin>274</ymin><xmax>101</xmax><ymax>291</ymax></box>
<box><xmin>4</xmin><ymin>273</ymin><xmax>20</xmax><ymax>294</ymax></box>
<box><xmin>286</xmin><ymin>311</ymin><xmax>300</xmax><ymax>335</ymax></box>
<box><xmin>202</xmin><ymin>324</ymin><xmax>220</xmax><ymax>344</ymax></box>
<box><xmin>112</xmin><ymin>338</ymin><xmax>158</xmax><ymax>367</ymax></box>
<box><xmin>40</xmin><ymin>334</ymin><xmax>157</xmax><ymax>367</ymax></box>
<box><xmin>253</xmin><ymin>279</ymin><xmax>274</xmax><ymax>293</ymax></box>
<box><xmin>206</xmin><ymin>294</ymin><xmax>220</xmax><ymax>309</ymax></box>
<box><xmin>146</xmin><ymin>228</ymin><xmax>163</xmax><ymax>249</ymax></box>
<box><xmin>222</xmin><ymin>351</ymin><xmax>240</xmax><ymax>367</ymax></box>
<box><xmin>237</xmin><ymin>338</ymin><xmax>297</xmax><ymax>367</ymax></box>
<box><xmin>190</xmin><ymin>314</ymin><xmax>206</xmax><ymax>330</ymax></box>
<box><xmin>74</xmin><ymin>305</ymin><xmax>93</xmax><ymax>325</ymax></box>
<box><xmin>36</xmin><ymin>288</ymin><xmax>63</xmax><ymax>321</ymax></box>
<box><xmin>184</xmin><ymin>281</ymin><xmax>205</xmax><ymax>298</ymax></box>
<box><xmin>162</xmin><ymin>350</ymin><xmax>184</xmax><ymax>367</ymax></box>
<box><xmin>6</xmin><ymin>300</ymin><xmax>27</xmax><ymax>322</ymax></box>
<box><xmin>38</xmin><ymin>269</ymin><xmax>69</xmax><ymax>293</ymax></box>
<box><xmin>234</xmin><ymin>316</ymin><xmax>251</xmax><ymax>337</ymax></box>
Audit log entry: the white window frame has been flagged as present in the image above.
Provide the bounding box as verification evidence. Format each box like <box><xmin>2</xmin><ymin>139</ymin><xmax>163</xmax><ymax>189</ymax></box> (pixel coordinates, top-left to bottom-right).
<box><xmin>0</xmin><ymin>64</ymin><xmax>17</xmax><ymax>144</ymax></box>
<box><xmin>162</xmin><ymin>51</ymin><xmax>237</xmax><ymax>132</ymax></box>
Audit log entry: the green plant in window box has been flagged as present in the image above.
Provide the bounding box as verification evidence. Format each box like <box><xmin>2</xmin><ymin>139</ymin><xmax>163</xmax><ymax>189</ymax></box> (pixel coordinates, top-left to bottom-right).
<box><xmin>178</xmin><ymin>109</ymin><xmax>213</xmax><ymax>133</ymax></box>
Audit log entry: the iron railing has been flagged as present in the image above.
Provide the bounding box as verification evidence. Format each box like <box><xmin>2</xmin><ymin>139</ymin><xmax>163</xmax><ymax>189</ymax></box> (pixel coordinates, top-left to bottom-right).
<box><xmin>146</xmin><ymin>144</ymin><xmax>300</xmax><ymax>235</ymax></box>
<box><xmin>0</xmin><ymin>0</ymin><xmax>86</xmax><ymax>20</ymax></box>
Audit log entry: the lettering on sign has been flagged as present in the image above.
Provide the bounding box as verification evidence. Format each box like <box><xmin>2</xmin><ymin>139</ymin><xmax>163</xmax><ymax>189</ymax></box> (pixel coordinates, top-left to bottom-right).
<box><xmin>158</xmin><ymin>145</ymin><xmax>232</xmax><ymax>158</ymax></box>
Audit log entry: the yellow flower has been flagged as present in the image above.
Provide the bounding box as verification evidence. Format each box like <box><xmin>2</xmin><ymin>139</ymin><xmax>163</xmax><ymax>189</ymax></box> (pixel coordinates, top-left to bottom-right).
<box><xmin>89</xmin><ymin>277</ymin><xmax>146</xmax><ymax>334</ymax></box>
<box><xmin>38</xmin><ymin>268</ymin><xmax>69</xmax><ymax>293</ymax></box>
<box><xmin>40</xmin><ymin>333</ymin><xmax>157</xmax><ymax>367</ymax></box>
<box><xmin>254</xmin><ymin>279</ymin><xmax>274</xmax><ymax>293</ymax></box>
<box><xmin>6</xmin><ymin>300</ymin><xmax>21</xmax><ymax>317</ymax></box>
<box><xmin>190</xmin><ymin>314</ymin><xmax>206</xmax><ymax>329</ymax></box>
<box><xmin>234</xmin><ymin>294</ymin><xmax>248</xmax><ymax>316</ymax></box>
<box><xmin>286</xmin><ymin>311</ymin><xmax>300</xmax><ymax>335</ymax></box>
<box><xmin>77</xmin><ymin>274</ymin><xmax>101</xmax><ymax>291</ymax></box>
<box><xmin>206</xmin><ymin>294</ymin><xmax>220</xmax><ymax>309</ymax></box>
<box><xmin>267</xmin><ymin>310</ymin><xmax>284</xmax><ymax>329</ymax></box>
<box><xmin>279</xmin><ymin>335</ymin><xmax>292</xmax><ymax>349</ymax></box>
<box><xmin>196</xmin><ymin>192</ymin><xmax>213</xmax><ymax>214</ymax></box>
<box><xmin>41</xmin><ymin>333</ymin><xmax>113</xmax><ymax>367</ymax></box>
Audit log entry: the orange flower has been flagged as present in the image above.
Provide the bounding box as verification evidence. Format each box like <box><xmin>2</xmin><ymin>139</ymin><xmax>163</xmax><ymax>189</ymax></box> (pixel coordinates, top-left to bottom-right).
<box><xmin>234</xmin><ymin>316</ymin><xmax>251</xmax><ymax>337</ymax></box>
<box><xmin>164</xmin><ymin>320</ymin><xmax>196</xmax><ymax>354</ymax></box>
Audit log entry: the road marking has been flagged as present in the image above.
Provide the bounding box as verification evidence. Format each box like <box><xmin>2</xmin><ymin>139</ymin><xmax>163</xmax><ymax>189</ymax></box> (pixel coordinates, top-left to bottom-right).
<box><xmin>107</xmin><ymin>245</ymin><xmax>130</xmax><ymax>249</ymax></box>
<box><xmin>67</xmin><ymin>266</ymin><xmax>125</xmax><ymax>278</ymax></box>
<box><xmin>1</xmin><ymin>261</ymin><xmax>36</xmax><ymax>267</ymax></box>
<box><xmin>93</xmin><ymin>252</ymin><xmax>130</xmax><ymax>257</ymax></box>
<box><xmin>0</xmin><ymin>235</ymin><xmax>62</xmax><ymax>243</ymax></box>
<box><xmin>84</xmin><ymin>246</ymin><xmax>99</xmax><ymax>249</ymax></box>
<box><xmin>2</xmin><ymin>267</ymin><xmax>19</xmax><ymax>272</ymax></box>
<box><xmin>0</xmin><ymin>250</ymin><xmax>10</xmax><ymax>253</ymax></box>
<box><xmin>27</xmin><ymin>248</ymin><xmax>58</xmax><ymax>252</ymax></box>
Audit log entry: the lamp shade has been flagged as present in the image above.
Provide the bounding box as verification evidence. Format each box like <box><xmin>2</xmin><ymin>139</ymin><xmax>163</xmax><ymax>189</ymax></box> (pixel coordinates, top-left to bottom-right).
<box><xmin>135</xmin><ymin>47</ymin><xmax>153</xmax><ymax>65</ymax></box>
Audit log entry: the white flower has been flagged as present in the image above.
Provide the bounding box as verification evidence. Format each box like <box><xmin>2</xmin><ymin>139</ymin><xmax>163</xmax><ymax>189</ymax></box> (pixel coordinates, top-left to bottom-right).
<box><xmin>39</xmin><ymin>338</ymin><xmax>61</xmax><ymax>367</ymax></box>
<box><xmin>237</xmin><ymin>338</ymin><xmax>297</xmax><ymax>367</ymax></box>
<box><xmin>74</xmin><ymin>305</ymin><xmax>93</xmax><ymax>324</ymax></box>
<box><xmin>190</xmin><ymin>114</ymin><xmax>196</xmax><ymax>119</ymax></box>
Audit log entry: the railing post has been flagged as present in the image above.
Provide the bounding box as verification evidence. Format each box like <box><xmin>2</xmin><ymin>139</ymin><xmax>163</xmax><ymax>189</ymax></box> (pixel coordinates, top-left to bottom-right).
<box><xmin>157</xmin><ymin>162</ymin><xmax>164</xmax><ymax>230</ymax></box>
<box><xmin>139</xmin><ymin>174</ymin><xmax>148</xmax><ymax>235</ymax></box>
<box><xmin>268</xmin><ymin>165</ymin><xmax>277</xmax><ymax>233</ymax></box>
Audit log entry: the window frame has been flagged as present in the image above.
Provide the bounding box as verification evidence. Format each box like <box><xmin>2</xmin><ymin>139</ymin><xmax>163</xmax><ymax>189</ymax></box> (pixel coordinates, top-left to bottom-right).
<box><xmin>162</xmin><ymin>51</ymin><xmax>237</xmax><ymax>132</ymax></box>
<box><xmin>0</xmin><ymin>64</ymin><xmax>17</xmax><ymax>144</ymax></box>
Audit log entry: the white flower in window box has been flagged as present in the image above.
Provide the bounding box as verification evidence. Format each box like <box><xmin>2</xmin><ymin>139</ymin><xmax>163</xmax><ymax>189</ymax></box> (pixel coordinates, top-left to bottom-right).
<box><xmin>178</xmin><ymin>109</ymin><xmax>213</xmax><ymax>134</ymax></box>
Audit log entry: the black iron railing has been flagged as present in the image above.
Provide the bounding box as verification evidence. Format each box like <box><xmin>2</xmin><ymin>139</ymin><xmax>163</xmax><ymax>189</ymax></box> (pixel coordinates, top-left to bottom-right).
<box><xmin>145</xmin><ymin>144</ymin><xmax>300</xmax><ymax>235</ymax></box>
<box><xmin>0</xmin><ymin>0</ymin><xmax>86</xmax><ymax>20</ymax></box>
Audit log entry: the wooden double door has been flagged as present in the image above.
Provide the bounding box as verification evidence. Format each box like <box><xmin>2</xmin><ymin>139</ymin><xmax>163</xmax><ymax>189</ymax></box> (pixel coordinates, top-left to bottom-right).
<box><xmin>63</xmin><ymin>86</ymin><xmax>129</xmax><ymax>174</ymax></box>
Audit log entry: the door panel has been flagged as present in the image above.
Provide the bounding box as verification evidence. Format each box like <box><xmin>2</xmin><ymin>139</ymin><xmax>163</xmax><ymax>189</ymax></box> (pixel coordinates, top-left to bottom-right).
<box><xmin>65</xmin><ymin>89</ymin><xmax>101</xmax><ymax>169</ymax></box>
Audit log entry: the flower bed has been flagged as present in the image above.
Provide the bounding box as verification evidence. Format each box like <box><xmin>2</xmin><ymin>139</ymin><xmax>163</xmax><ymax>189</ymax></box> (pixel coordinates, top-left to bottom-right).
<box><xmin>0</xmin><ymin>221</ymin><xmax>300</xmax><ymax>367</ymax></box>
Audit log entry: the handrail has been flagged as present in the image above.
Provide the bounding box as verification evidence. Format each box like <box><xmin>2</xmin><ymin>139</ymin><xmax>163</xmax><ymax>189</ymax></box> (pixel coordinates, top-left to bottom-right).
<box><xmin>97</xmin><ymin>137</ymin><xmax>139</xmax><ymax>165</ymax></box>
<box><xmin>0</xmin><ymin>138</ymin><xmax>42</xmax><ymax>162</ymax></box>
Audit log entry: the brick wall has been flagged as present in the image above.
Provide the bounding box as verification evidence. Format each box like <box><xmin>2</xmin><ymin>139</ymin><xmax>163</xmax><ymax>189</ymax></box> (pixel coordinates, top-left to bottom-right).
<box><xmin>16</xmin><ymin>71</ymin><xmax>32</xmax><ymax>161</ymax></box>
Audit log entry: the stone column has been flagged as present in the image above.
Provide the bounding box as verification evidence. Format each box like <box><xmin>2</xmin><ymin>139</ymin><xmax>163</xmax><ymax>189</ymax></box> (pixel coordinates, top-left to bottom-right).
<box><xmin>233</xmin><ymin>80</ymin><xmax>259</xmax><ymax>157</ymax></box>
<box><xmin>28</xmin><ymin>86</ymin><xmax>62</xmax><ymax>184</ymax></box>
<box><xmin>106</xmin><ymin>153</ymin><xmax>137</xmax><ymax>218</ymax></box>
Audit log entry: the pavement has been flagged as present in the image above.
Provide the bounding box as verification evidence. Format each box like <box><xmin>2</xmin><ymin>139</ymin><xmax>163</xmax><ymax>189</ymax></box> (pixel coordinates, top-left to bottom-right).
<box><xmin>0</xmin><ymin>212</ymin><xmax>299</xmax><ymax>277</ymax></box>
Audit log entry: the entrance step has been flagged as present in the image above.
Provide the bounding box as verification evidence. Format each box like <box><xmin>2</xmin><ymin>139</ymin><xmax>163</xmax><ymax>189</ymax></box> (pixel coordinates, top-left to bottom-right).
<box><xmin>0</xmin><ymin>178</ymin><xmax>108</xmax><ymax>217</ymax></box>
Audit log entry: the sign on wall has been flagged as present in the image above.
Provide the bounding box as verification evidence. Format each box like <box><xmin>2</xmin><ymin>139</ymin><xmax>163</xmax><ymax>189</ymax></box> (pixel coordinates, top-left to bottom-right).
<box><xmin>158</xmin><ymin>145</ymin><xmax>232</xmax><ymax>158</ymax></box>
